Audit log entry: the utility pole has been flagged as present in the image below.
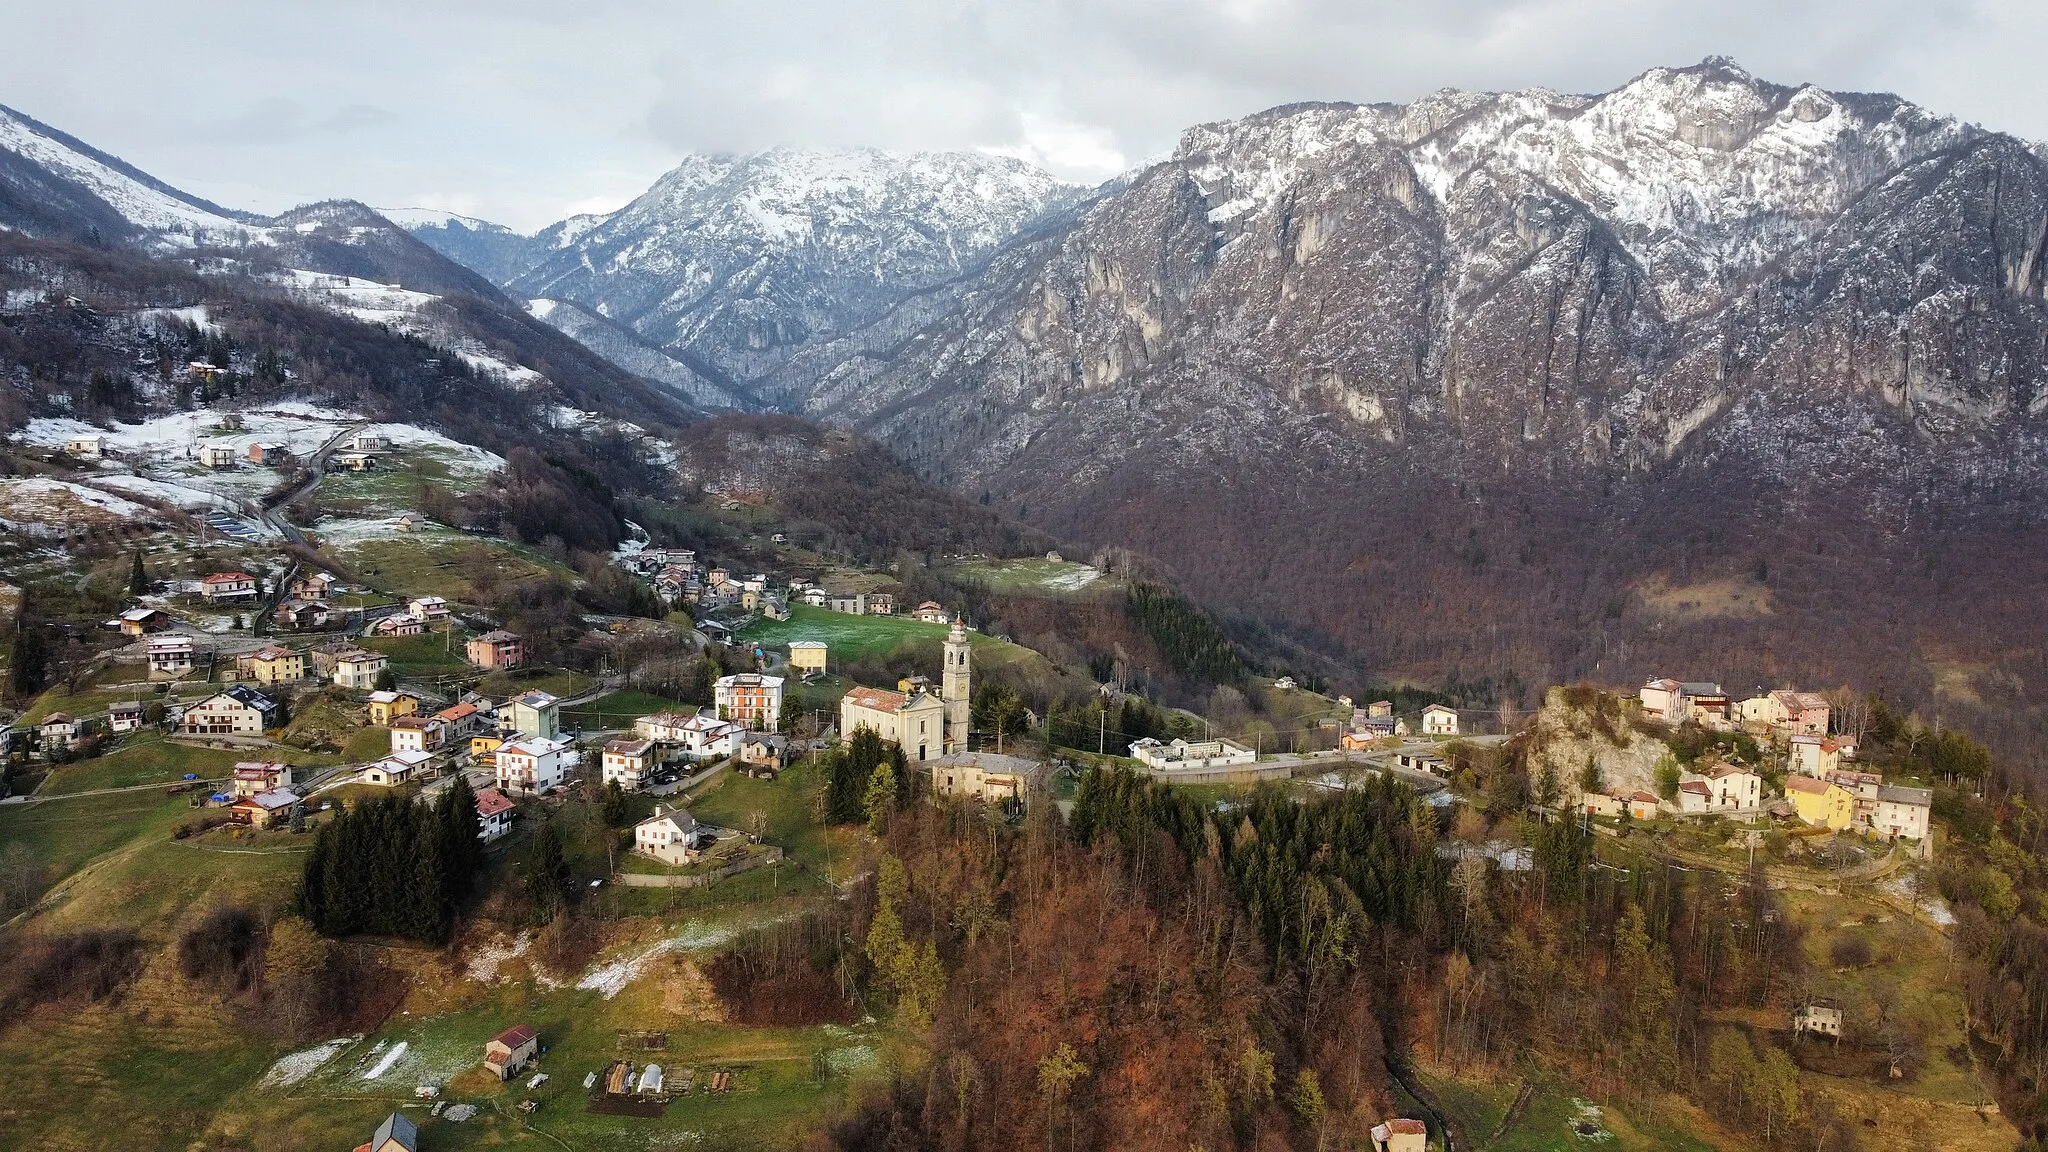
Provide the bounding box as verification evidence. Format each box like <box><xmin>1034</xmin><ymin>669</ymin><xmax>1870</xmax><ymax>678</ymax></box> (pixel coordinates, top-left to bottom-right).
<box><xmin>1098</xmin><ymin>707</ymin><xmax>1104</xmax><ymax>755</ymax></box>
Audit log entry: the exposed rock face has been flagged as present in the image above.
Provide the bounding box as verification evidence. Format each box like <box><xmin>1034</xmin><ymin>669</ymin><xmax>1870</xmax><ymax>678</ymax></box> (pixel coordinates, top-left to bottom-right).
<box><xmin>498</xmin><ymin>148</ymin><xmax>1080</xmax><ymax>398</ymax></box>
<box><xmin>778</xmin><ymin>60</ymin><xmax>2048</xmax><ymax>735</ymax></box>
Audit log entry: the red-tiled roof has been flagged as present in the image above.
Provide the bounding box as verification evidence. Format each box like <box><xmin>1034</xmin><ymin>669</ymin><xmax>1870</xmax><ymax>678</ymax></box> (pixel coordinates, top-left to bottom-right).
<box><xmin>203</xmin><ymin>571</ymin><xmax>254</xmax><ymax>583</ymax></box>
<box><xmin>843</xmin><ymin>687</ymin><xmax>911</xmax><ymax>714</ymax></box>
<box><xmin>475</xmin><ymin>789</ymin><xmax>515</xmax><ymax>818</ymax></box>
<box><xmin>489</xmin><ymin>1024</ymin><xmax>537</xmax><ymax>1052</ymax></box>
<box><xmin>1385</xmin><ymin>1118</ymin><xmax>1427</xmax><ymax>1135</ymax></box>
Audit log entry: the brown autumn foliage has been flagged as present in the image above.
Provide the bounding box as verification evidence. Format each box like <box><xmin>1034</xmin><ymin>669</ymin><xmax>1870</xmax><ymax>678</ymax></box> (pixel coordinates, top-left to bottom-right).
<box><xmin>823</xmin><ymin>801</ymin><xmax>1389</xmax><ymax>1152</ymax></box>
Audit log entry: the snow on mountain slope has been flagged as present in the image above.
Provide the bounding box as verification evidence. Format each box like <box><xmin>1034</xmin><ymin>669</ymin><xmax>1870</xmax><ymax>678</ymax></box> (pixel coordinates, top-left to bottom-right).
<box><xmin>500</xmin><ymin>147</ymin><xmax>1080</xmax><ymax>388</ymax></box>
<box><xmin>525</xmin><ymin>298</ymin><xmax>750</xmax><ymax>410</ymax></box>
<box><xmin>0</xmin><ymin>102</ymin><xmax>258</xmax><ymax>242</ymax></box>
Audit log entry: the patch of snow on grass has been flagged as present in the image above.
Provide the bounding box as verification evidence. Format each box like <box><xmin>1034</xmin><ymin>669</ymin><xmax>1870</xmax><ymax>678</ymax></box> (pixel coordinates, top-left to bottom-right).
<box><xmin>362</xmin><ymin>1040</ymin><xmax>409</xmax><ymax>1079</ymax></box>
<box><xmin>466</xmin><ymin>931</ymin><xmax>531</xmax><ymax>983</ymax></box>
<box><xmin>259</xmin><ymin>1035</ymin><xmax>360</xmax><ymax>1088</ymax></box>
<box><xmin>1044</xmin><ymin>564</ymin><xmax>1101</xmax><ymax>591</ymax></box>
<box><xmin>575</xmin><ymin>920</ymin><xmax>752</xmax><ymax>1000</ymax></box>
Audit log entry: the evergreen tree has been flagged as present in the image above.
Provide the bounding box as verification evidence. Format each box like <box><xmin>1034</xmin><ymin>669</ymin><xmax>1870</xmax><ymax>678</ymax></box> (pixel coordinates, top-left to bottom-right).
<box><xmin>8</xmin><ymin>593</ymin><xmax>48</xmax><ymax>700</ymax></box>
<box><xmin>128</xmin><ymin>551</ymin><xmax>149</xmax><ymax>595</ymax></box>
<box><xmin>526</xmin><ymin>820</ymin><xmax>570</xmax><ymax>922</ymax></box>
<box><xmin>601</xmin><ymin>779</ymin><xmax>629</xmax><ymax>827</ymax></box>
<box><xmin>438</xmin><ymin>775</ymin><xmax>482</xmax><ymax>902</ymax></box>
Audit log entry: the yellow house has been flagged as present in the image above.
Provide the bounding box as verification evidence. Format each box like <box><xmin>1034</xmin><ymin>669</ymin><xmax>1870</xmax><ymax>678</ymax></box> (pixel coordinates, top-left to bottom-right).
<box><xmin>238</xmin><ymin>645</ymin><xmax>306</xmax><ymax>685</ymax></box>
<box><xmin>1785</xmin><ymin>774</ymin><xmax>1855</xmax><ymax>830</ymax></box>
<box><xmin>789</xmin><ymin>640</ymin><xmax>827</xmax><ymax>676</ymax></box>
<box><xmin>368</xmin><ymin>690</ymin><xmax>420</xmax><ymax>726</ymax></box>
<box><xmin>470</xmin><ymin>734</ymin><xmax>505</xmax><ymax>764</ymax></box>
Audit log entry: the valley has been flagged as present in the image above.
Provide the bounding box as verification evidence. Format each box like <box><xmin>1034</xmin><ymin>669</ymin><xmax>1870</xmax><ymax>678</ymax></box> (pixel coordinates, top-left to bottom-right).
<box><xmin>5</xmin><ymin>51</ymin><xmax>2048</xmax><ymax>1152</ymax></box>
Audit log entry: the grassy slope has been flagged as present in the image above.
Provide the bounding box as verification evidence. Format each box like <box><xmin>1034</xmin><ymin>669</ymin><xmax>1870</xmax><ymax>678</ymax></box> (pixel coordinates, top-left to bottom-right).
<box><xmin>741</xmin><ymin>603</ymin><xmax>1051</xmax><ymax>673</ymax></box>
<box><xmin>948</xmin><ymin>555</ymin><xmax>1118</xmax><ymax>595</ymax></box>
<box><xmin>38</xmin><ymin>735</ymin><xmax>338</xmax><ymax>796</ymax></box>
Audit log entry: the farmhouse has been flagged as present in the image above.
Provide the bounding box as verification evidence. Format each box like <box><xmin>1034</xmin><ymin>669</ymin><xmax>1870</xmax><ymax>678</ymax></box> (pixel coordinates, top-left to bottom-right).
<box><xmin>108</xmin><ymin>701</ymin><xmax>145</xmax><ymax>733</ymax></box>
<box><xmin>197</xmin><ymin>444</ymin><xmax>238</xmax><ymax>468</ymax></box>
<box><xmin>634</xmin><ymin>805</ymin><xmax>701</xmax><ymax>866</ymax></box>
<box><xmin>64</xmin><ymin>434</ymin><xmax>103</xmax><ymax>459</ymax></box>
<box><xmin>201</xmin><ymin>571</ymin><xmax>259</xmax><ymax>602</ymax></box>
<box><xmin>1795</xmin><ymin>998</ymin><xmax>1844</xmax><ymax>1039</ymax></box>
<box><xmin>1626</xmin><ymin>791</ymin><xmax>1662</xmax><ymax>820</ymax></box>
<box><xmin>714</xmin><ymin>672</ymin><xmax>783</xmax><ymax>729</ymax></box>
<box><xmin>841</xmin><ymin>686</ymin><xmax>948</xmax><ymax>763</ymax></box>
<box><xmin>180</xmin><ymin>686</ymin><xmax>278</xmax><ymax>735</ymax></box>
<box><xmin>467</xmin><ymin>629</ymin><xmax>523</xmax><ymax>669</ymax></box>
<box><xmin>1421</xmin><ymin>704</ymin><xmax>1459</xmax><ymax>736</ymax></box>
<box><xmin>912</xmin><ymin>600</ymin><xmax>949</xmax><ymax>624</ymax></box>
<box><xmin>483</xmin><ymin>1026</ymin><xmax>539</xmax><ymax>1081</ymax></box>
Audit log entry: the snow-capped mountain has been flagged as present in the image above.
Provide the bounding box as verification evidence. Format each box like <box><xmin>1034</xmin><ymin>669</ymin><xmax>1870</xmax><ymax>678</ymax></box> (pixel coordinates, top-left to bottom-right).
<box><xmin>770</xmin><ymin>58</ymin><xmax>2048</xmax><ymax>707</ymax></box>
<box><xmin>382</xmin><ymin>208</ymin><xmax>539</xmax><ymax>285</ymax></box>
<box><xmin>405</xmin><ymin>148</ymin><xmax>1079</xmax><ymax>394</ymax></box>
<box><xmin>0</xmin><ymin>102</ymin><xmax>262</xmax><ymax>245</ymax></box>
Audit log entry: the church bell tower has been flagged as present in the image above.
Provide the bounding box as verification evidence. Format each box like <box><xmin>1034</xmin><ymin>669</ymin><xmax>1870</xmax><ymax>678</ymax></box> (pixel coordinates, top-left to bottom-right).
<box><xmin>943</xmin><ymin>616</ymin><xmax>971</xmax><ymax>752</ymax></box>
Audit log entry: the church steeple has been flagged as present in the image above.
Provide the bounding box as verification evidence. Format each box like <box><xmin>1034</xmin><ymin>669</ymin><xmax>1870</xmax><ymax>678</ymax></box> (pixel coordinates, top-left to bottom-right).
<box><xmin>943</xmin><ymin>616</ymin><xmax>971</xmax><ymax>753</ymax></box>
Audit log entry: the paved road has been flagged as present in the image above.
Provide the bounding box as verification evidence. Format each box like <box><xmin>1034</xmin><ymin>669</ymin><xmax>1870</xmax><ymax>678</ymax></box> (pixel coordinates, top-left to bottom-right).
<box><xmin>259</xmin><ymin>420</ymin><xmax>365</xmax><ymax>546</ymax></box>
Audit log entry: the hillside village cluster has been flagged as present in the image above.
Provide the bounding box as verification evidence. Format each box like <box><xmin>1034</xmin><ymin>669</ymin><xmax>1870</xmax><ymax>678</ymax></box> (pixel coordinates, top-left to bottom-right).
<box><xmin>1606</xmin><ymin>678</ymin><xmax>1933</xmax><ymax>844</ymax></box>
<box><xmin>5</xmin><ymin>535</ymin><xmax>1037</xmax><ymax>867</ymax></box>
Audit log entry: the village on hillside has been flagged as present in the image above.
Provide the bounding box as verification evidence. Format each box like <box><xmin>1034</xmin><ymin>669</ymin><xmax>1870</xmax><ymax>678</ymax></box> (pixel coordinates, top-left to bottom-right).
<box><xmin>0</xmin><ymin>409</ymin><xmax>2003</xmax><ymax>1152</ymax></box>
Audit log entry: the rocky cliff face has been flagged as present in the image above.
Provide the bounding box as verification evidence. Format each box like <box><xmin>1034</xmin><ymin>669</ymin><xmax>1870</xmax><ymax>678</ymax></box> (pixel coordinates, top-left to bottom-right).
<box><xmin>781</xmin><ymin>60</ymin><xmax>2048</xmax><ymax>735</ymax></box>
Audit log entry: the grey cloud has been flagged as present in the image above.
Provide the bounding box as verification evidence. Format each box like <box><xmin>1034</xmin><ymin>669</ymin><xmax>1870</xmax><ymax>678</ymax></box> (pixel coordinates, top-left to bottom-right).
<box><xmin>0</xmin><ymin>0</ymin><xmax>2037</xmax><ymax>229</ymax></box>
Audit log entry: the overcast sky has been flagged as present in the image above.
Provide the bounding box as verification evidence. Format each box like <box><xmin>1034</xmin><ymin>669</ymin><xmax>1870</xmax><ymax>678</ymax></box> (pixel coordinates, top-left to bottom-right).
<box><xmin>3</xmin><ymin>0</ymin><xmax>2042</xmax><ymax>232</ymax></box>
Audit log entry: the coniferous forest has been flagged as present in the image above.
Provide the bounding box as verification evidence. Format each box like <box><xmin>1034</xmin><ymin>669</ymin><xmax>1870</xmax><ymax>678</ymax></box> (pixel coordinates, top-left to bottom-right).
<box><xmin>297</xmin><ymin>779</ymin><xmax>483</xmax><ymax>945</ymax></box>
